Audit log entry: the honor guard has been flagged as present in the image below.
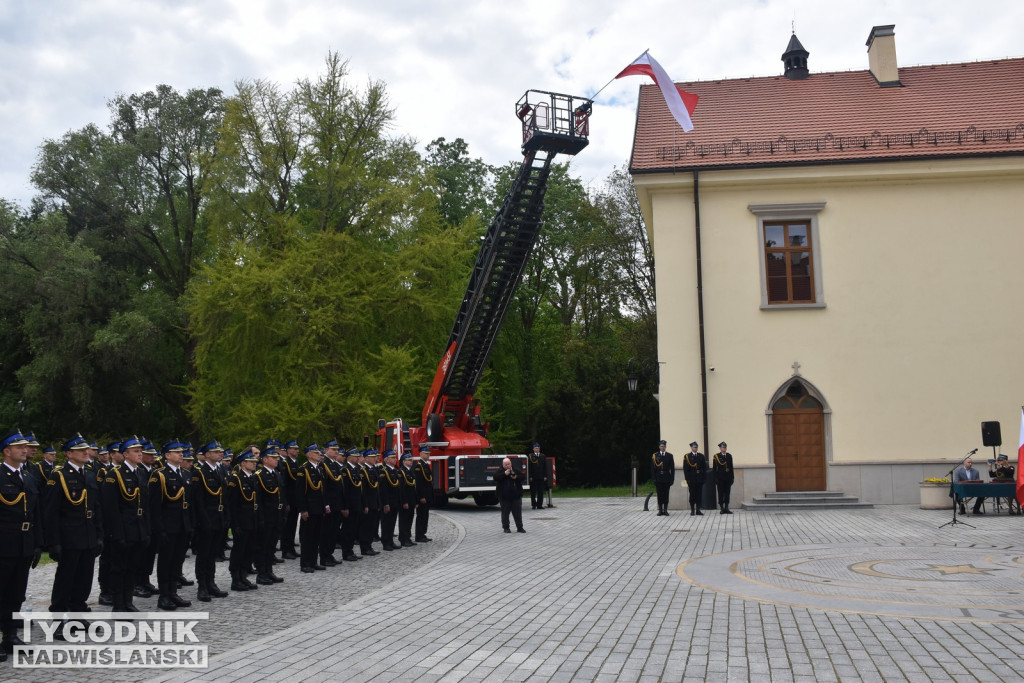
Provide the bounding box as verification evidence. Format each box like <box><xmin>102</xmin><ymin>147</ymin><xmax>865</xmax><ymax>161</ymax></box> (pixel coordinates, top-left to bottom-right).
<box><xmin>134</xmin><ymin>439</ymin><xmax>160</xmax><ymax>597</ymax></box>
<box><xmin>254</xmin><ymin>447</ymin><xmax>285</xmax><ymax>584</ymax></box>
<box><xmin>651</xmin><ymin>440</ymin><xmax>675</xmax><ymax>516</ymax></box>
<box><xmin>100</xmin><ymin>436</ymin><xmax>149</xmax><ymax>612</ymax></box>
<box><xmin>296</xmin><ymin>444</ymin><xmax>327</xmax><ymax>572</ymax></box>
<box><xmin>712</xmin><ymin>442</ymin><xmax>735</xmax><ymax>514</ymax></box>
<box><xmin>278</xmin><ymin>440</ymin><xmax>302</xmax><ymax>560</ymax></box>
<box><xmin>0</xmin><ymin>430</ymin><xmax>44</xmax><ymax>660</ymax></box>
<box><xmin>397</xmin><ymin>453</ymin><xmax>418</xmax><ymax>547</ymax></box>
<box><xmin>192</xmin><ymin>441</ymin><xmax>229</xmax><ymax>601</ymax></box>
<box><xmin>44</xmin><ymin>434</ymin><xmax>104</xmax><ymax>619</ymax></box>
<box><xmin>319</xmin><ymin>441</ymin><xmax>344</xmax><ymax>567</ymax></box>
<box><xmin>378</xmin><ymin>451</ymin><xmax>402</xmax><ymax>551</ymax></box>
<box><xmin>358</xmin><ymin>449</ymin><xmax>381</xmax><ymax>556</ymax></box>
<box><xmin>339</xmin><ymin>447</ymin><xmax>365</xmax><ymax>562</ymax></box>
<box><xmin>527</xmin><ymin>443</ymin><xmax>548</xmax><ymax>510</ymax></box>
<box><xmin>149</xmin><ymin>440</ymin><xmax>193</xmax><ymax>610</ymax></box>
<box><xmin>414</xmin><ymin>445</ymin><xmax>433</xmax><ymax>543</ymax></box>
<box><xmin>30</xmin><ymin>445</ymin><xmax>57</xmax><ymax>485</ymax></box>
<box><xmin>683</xmin><ymin>441</ymin><xmax>707</xmax><ymax>516</ymax></box>
<box><xmin>226</xmin><ymin>446</ymin><xmax>261</xmax><ymax>591</ymax></box>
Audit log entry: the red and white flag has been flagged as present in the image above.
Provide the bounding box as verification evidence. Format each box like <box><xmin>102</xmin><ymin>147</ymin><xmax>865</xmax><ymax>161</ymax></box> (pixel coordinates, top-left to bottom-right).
<box><xmin>616</xmin><ymin>51</ymin><xmax>699</xmax><ymax>132</ymax></box>
<box><xmin>1016</xmin><ymin>408</ymin><xmax>1024</xmax><ymax>506</ymax></box>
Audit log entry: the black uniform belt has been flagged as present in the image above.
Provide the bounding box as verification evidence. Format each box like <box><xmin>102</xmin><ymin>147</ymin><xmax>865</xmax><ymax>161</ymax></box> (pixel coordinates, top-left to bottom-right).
<box><xmin>0</xmin><ymin>521</ymin><xmax>32</xmax><ymax>531</ymax></box>
<box><xmin>182</xmin><ymin>502</ymin><xmax>189</xmax><ymax>509</ymax></box>
<box><xmin>86</xmin><ymin>510</ymin><xmax>94</xmax><ymax>518</ymax></box>
<box><xmin>277</xmin><ymin>504</ymin><xmax>283</xmax><ymax>510</ymax></box>
<box><xmin>136</xmin><ymin>508</ymin><xmax>144</xmax><ymax>516</ymax></box>
<box><xmin>217</xmin><ymin>505</ymin><xmax>223</xmax><ymax>512</ymax></box>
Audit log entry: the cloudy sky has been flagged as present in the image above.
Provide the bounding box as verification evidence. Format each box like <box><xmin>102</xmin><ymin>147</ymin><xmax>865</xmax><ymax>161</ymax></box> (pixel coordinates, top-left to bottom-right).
<box><xmin>2</xmin><ymin>0</ymin><xmax>1022</xmax><ymax>208</ymax></box>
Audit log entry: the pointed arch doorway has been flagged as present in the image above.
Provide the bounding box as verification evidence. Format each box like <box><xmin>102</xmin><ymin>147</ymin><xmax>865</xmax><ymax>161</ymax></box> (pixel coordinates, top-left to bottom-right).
<box><xmin>769</xmin><ymin>379</ymin><xmax>828</xmax><ymax>492</ymax></box>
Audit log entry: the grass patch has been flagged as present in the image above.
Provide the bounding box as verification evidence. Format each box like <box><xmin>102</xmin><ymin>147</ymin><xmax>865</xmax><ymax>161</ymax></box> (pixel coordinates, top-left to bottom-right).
<box><xmin>553</xmin><ymin>485</ymin><xmax>643</xmax><ymax>498</ymax></box>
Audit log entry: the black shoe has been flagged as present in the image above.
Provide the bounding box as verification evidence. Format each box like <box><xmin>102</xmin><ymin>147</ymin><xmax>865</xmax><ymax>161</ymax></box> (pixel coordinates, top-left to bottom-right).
<box><xmin>546</xmin><ymin>504</ymin><xmax>554</xmax><ymax>508</ymax></box>
<box><xmin>361</xmin><ymin>549</ymin><xmax>379</xmax><ymax>556</ymax></box>
<box><xmin>197</xmin><ymin>584</ymin><xmax>211</xmax><ymax>602</ymax></box>
<box><xmin>208</xmin><ymin>582</ymin><xmax>228</xmax><ymax>598</ymax></box>
<box><xmin>2</xmin><ymin>634</ymin><xmax>28</xmax><ymax>653</ymax></box>
<box><xmin>170</xmin><ymin>593</ymin><xmax>192</xmax><ymax>608</ymax></box>
<box><xmin>282</xmin><ymin>551</ymin><xmax>298</xmax><ymax>560</ymax></box>
<box><xmin>312</xmin><ymin>564</ymin><xmax>326</xmax><ymax>571</ymax></box>
<box><xmin>123</xmin><ymin>604</ymin><xmax>140</xmax><ymax>613</ymax></box>
<box><xmin>695</xmin><ymin>510</ymin><xmax>704</xmax><ymax>516</ymax></box>
<box><xmin>723</xmin><ymin>509</ymin><xmax>733</xmax><ymax>514</ymax></box>
<box><xmin>242</xmin><ymin>576</ymin><xmax>258</xmax><ymax>589</ymax></box>
<box><xmin>157</xmin><ymin>596</ymin><xmax>178</xmax><ymax>611</ymax></box>
<box><xmin>0</xmin><ymin>650</ymin><xmax>7</xmax><ymax>663</ymax></box>
<box><xmin>273</xmin><ymin>557</ymin><xmax>285</xmax><ymax>564</ymax></box>
<box><xmin>415</xmin><ymin>536</ymin><xmax>432</xmax><ymax>543</ymax></box>
<box><xmin>503</xmin><ymin>529</ymin><xmax>511</xmax><ymax>533</ymax></box>
<box><xmin>256</xmin><ymin>574</ymin><xmax>275</xmax><ymax>586</ymax></box>
<box><xmin>231</xmin><ymin>578</ymin><xmax>250</xmax><ymax>591</ymax></box>
<box><xmin>690</xmin><ymin>511</ymin><xmax>695</xmax><ymax>516</ymax></box>
<box><xmin>142</xmin><ymin>580</ymin><xmax>159</xmax><ymax>593</ymax></box>
<box><xmin>343</xmin><ymin>553</ymin><xmax>361</xmax><ymax>562</ymax></box>
<box><xmin>321</xmin><ymin>557</ymin><xmax>338</xmax><ymax>567</ymax></box>
<box><xmin>215</xmin><ymin>555</ymin><xmax>228</xmax><ymax>562</ymax></box>
<box><xmin>516</xmin><ymin>528</ymin><xmax>526</xmax><ymax>533</ymax></box>
<box><xmin>959</xmin><ymin>504</ymin><xmax>967</xmax><ymax>514</ymax></box>
<box><xmin>974</xmin><ymin>509</ymin><xmax>985</xmax><ymax>515</ymax></box>
<box><xmin>382</xmin><ymin>545</ymin><xmax>397</xmax><ymax>551</ymax></box>
<box><xmin>400</xmin><ymin>541</ymin><xmax>416</xmax><ymax>548</ymax></box>
<box><xmin>134</xmin><ymin>585</ymin><xmax>154</xmax><ymax>598</ymax></box>
<box><xmin>269</xmin><ymin>572</ymin><xmax>284</xmax><ymax>583</ymax></box>
<box><xmin>98</xmin><ymin>592</ymin><xmax>114</xmax><ymax>606</ymax></box>
<box><xmin>176</xmin><ymin>575</ymin><xmax>195</xmax><ymax>587</ymax></box>
<box><xmin>301</xmin><ymin>566</ymin><xmax>315</xmax><ymax>573</ymax></box>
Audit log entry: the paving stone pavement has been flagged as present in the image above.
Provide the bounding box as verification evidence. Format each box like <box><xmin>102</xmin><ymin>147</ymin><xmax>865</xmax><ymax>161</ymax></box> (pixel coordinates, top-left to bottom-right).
<box><xmin>7</xmin><ymin>500</ymin><xmax>1024</xmax><ymax>682</ymax></box>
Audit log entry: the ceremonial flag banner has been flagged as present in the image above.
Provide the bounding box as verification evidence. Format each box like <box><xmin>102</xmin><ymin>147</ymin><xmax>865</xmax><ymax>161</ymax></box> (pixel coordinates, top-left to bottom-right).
<box><xmin>616</xmin><ymin>51</ymin><xmax>699</xmax><ymax>132</ymax></box>
<box><xmin>1017</xmin><ymin>408</ymin><xmax>1024</xmax><ymax>506</ymax></box>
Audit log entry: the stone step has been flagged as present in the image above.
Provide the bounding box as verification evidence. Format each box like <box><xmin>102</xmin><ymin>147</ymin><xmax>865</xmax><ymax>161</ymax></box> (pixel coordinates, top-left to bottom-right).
<box><xmin>740</xmin><ymin>501</ymin><xmax>875</xmax><ymax>511</ymax></box>
<box><xmin>761</xmin><ymin>490</ymin><xmax>846</xmax><ymax>498</ymax></box>
<box><xmin>742</xmin><ymin>490</ymin><xmax>874</xmax><ymax>511</ymax></box>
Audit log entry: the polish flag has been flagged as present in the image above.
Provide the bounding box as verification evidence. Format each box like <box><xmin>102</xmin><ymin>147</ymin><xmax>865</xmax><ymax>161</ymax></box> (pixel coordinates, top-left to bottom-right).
<box><xmin>616</xmin><ymin>51</ymin><xmax>699</xmax><ymax>132</ymax></box>
<box><xmin>1016</xmin><ymin>408</ymin><xmax>1024</xmax><ymax>507</ymax></box>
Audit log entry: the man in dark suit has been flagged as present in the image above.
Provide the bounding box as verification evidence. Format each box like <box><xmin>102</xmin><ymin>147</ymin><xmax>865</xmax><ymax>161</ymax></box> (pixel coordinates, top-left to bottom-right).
<box><xmin>30</xmin><ymin>445</ymin><xmax>57</xmax><ymax>485</ymax></box>
<box><xmin>44</xmin><ymin>434</ymin><xmax>103</xmax><ymax>622</ymax></box>
<box><xmin>712</xmin><ymin>442</ymin><xmax>735</xmax><ymax>515</ymax></box>
<box><xmin>149</xmin><ymin>440</ymin><xmax>193</xmax><ymax>610</ymax></box>
<box><xmin>527</xmin><ymin>443</ymin><xmax>548</xmax><ymax>510</ymax></box>
<box><xmin>226</xmin><ymin>446</ymin><xmax>260</xmax><ymax>590</ymax></box>
<box><xmin>0</xmin><ymin>430</ymin><xmax>44</xmax><ymax>660</ymax></box>
<box><xmin>651</xmin><ymin>440</ymin><xmax>675</xmax><ymax>516</ymax></box>
<box><xmin>339</xmin><ymin>448</ymin><xmax>365</xmax><ymax>562</ymax></box>
<box><xmin>278</xmin><ymin>440</ymin><xmax>301</xmax><ymax>559</ymax></box>
<box><xmin>414</xmin><ymin>445</ymin><xmax>433</xmax><ymax>543</ymax></box>
<box><xmin>191</xmin><ymin>441</ymin><xmax>228</xmax><ymax>601</ymax></box>
<box><xmin>318</xmin><ymin>441</ymin><xmax>344</xmax><ymax>567</ymax></box>
<box><xmin>494</xmin><ymin>457</ymin><xmax>525</xmax><ymax>533</ymax></box>
<box><xmin>296</xmin><ymin>444</ymin><xmax>327</xmax><ymax>572</ymax></box>
<box><xmin>135</xmin><ymin>440</ymin><xmax>160</xmax><ymax>597</ymax></box>
<box><xmin>953</xmin><ymin>457</ymin><xmax>984</xmax><ymax>515</ymax></box>
<box><xmin>683</xmin><ymin>441</ymin><xmax>707</xmax><ymax>516</ymax></box>
<box><xmin>378</xmin><ymin>450</ymin><xmax>403</xmax><ymax>550</ymax></box>
<box><xmin>358</xmin><ymin>450</ymin><xmax>381</xmax><ymax>557</ymax></box>
<box><xmin>254</xmin><ymin>447</ymin><xmax>285</xmax><ymax>584</ymax></box>
<box><xmin>101</xmin><ymin>436</ymin><xmax>149</xmax><ymax>612</ymax></box>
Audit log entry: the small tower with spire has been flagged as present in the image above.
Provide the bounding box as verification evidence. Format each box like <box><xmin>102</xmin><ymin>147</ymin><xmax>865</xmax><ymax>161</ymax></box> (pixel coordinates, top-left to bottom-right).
<box><xmin>782</xmin><ymin>32</ymin><xmax>809</xmax><ymax>80</ymax></box>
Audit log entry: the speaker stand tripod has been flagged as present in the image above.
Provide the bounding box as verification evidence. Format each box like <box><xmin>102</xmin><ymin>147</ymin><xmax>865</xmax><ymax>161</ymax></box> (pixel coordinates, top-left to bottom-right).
<box><xmin>939</xmin><ymin>447</ymin><xmax>978</xmax><ymax>529</ymax></box>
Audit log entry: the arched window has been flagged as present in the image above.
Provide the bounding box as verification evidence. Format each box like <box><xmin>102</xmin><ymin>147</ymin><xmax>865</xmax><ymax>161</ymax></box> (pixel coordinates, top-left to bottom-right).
<box><xmin>773</xmin><ymin>380</ymin><xmax>823</xmax><ymax>410</ymax></box>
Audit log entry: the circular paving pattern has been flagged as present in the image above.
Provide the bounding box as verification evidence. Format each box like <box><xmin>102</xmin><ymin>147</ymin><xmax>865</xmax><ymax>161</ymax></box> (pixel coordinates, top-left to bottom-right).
<box><xmin>678</xmin><ymin>542</ymin><xmax>1024</xmax><ymax>622</ymax></box>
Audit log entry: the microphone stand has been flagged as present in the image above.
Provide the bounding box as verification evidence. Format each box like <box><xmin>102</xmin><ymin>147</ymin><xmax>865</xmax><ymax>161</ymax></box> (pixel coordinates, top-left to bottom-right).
<box><xmin>939</xmin><ymin>448</ymin><xmax>979</xmax><ymax>529</ymax></box>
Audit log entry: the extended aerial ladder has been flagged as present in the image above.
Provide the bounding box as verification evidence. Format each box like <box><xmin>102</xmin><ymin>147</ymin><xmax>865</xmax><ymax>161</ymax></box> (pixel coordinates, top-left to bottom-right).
<box><xmin>377</xmin><ymin>90</ymin><xmax>592</xmax><ymax>504</ymax></box>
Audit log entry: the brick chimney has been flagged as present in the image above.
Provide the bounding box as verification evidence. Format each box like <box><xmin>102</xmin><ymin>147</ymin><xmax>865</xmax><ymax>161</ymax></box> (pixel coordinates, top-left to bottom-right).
<box><xmin>866</xmin><ymin>24</ymin><xmax>901</xmax><ymax>87</ymax></box>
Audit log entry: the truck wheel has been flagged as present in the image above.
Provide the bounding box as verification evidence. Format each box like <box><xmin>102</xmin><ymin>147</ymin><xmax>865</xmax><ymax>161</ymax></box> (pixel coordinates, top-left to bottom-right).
<box><xmin>472</xmin><ymin>492</ymin><xmax>498</xmax><ymax>507</ymax></box>
<box><xmin>426</xmin><ymin>413</ymin><xmax>443</xmax><ymax>442</ymax></box>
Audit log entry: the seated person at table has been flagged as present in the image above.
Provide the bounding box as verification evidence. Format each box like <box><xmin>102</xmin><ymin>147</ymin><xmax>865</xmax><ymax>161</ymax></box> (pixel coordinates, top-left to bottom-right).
<box><xmin>989</xmin><ymin>454</ymin><xmax>1015</xmax><ymax>480</ymax></box>
<box><xmin>953</xmin><ymin>457</ymin><xmax>984</xmax><ymax>515</ymax></box>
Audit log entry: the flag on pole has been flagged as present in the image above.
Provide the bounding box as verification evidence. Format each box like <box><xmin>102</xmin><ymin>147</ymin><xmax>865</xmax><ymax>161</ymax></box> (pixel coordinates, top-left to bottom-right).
<box><xmin>616</xmin><ymin>51</ymin><xmax>699</xmax><ymax>132</ymax></box>
<box><xmin>1016</xmin><ymin>407</ymin><xmax>1024</xmax><ymax>507</ymax></box>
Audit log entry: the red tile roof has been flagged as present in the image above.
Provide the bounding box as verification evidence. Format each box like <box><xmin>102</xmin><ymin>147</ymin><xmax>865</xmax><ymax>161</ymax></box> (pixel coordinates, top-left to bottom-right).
<box><xmin>629</xmin><ymin>58</ymin><xmax>1024</xmax><ymax>172</ymax></box>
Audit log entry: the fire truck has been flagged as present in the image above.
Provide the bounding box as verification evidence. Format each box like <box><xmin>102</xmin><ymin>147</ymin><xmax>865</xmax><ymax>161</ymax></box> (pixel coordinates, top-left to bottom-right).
<box><xmin>376</xmin><ymin>89</ymin><xmax>592</xmax><ymax>505</ymax></box>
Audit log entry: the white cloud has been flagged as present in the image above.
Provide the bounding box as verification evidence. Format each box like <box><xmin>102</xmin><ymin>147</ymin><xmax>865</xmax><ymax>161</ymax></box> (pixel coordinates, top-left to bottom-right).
<box><xmin>2</xmin><ymin>0</ymin><xmax>1022</xmax><ymax>208</ymax></box>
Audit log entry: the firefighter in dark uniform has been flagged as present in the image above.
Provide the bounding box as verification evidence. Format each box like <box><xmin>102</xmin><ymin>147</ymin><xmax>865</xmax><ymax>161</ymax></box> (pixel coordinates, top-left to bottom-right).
<box><xmin>398</xmin><ymin>453</ymin><xmax>418</xmax><ymax>547</ymax></box>
<box><xmin>176</xmin><ymin>447</ymin><xmax>197</xmax><ymax>590</ymax></box>
<box><xmin>278</xmin><ymin>440</ymin><xmax>301</xmax><ymax>560</ymax></box>
<box><xmin>340</xmin><ymin>447</ymin><xmax>365</xmax><ymax>562</ymax></box>
<box><xmin>414</xmin><ymin>445</ymin><xmax>433</xmax><ymax>542</ymax></box>
<box><xmin>149</xmin><ymin>440</ymin><xmax>193</xmax><ymax>610</ymax></box>
<box><xmin>135</xmin><ymin>440</ymin><xmax>160</xmax><ymax>597</ymax></box>
<box><xmin>100</xmin><ymin>436</ymin><xmax>149</xmax><ymax>612</ymax></box>
<box><xmin>319</xmin><ymin>441</ymin><xmax>343</xmax><ymax>567</ymax></box>
<box><xmin>96</xmin><ymin>441</ymin><xmax>120</xmax><ymax>606</ymax></box>
<box><xmin>44</xmin><ymin>434</ymin><xmax>103</xmax><ymax>619</ymax></box>
<box><xmin>0</xmin><ymin>430</ymin><xmax>43</xmax><ymax>660</ymax></box>
<box><xmin>191</xmin><ymin>441</ymin><xmax>229</xmax><ymax>602</ymax></box>
<box><xmin>683</xmin><ymin>441</ymin><xmax>707</xmax><ymax>516</ymax></box>
<box><xmin>712</xmin><ymin>442</ymin><xmax>735</xmax><ymax>514</ymax></box>
<box><xmin>226</xmin><ymin>445</ymin><xmax>261</xmax><ymax>591</ymax></box>
<box><xmin>378</xmin><ymin>450</ymin><xmax>402</xmax><ymax>551</ymax></box>
<box><xmin>30</xmin><ymin>445</ymin><xmax>57</xmax><ymax>485</ymax></box>
<box><xmin>651</xmin><ymin>440</ymin><xmax>675</xmax><ymax>516</ymax></box>
<box><xmin>296</xmin><ymin>444</ymin><xmax>327</xmax><ymax>572</ymax></box>
<box><xmin>358</xmin><ymin>449</ymin><xmax>381</xmax><ymax>556</ymax></box>
<box><xmin>254</xmin><ymin>447</ymin><xmax>285</xmax><ymax>584</ymax></box>
<box><xmin>527</xmin><ymin>443</ymin><xmax>548</xmax><ymax>510</ymax></box>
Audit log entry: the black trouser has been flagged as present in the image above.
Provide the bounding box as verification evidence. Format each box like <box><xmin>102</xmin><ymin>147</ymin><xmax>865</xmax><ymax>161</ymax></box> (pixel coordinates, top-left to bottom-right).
<box><xmin>156</xmin><ymin>532</ymin><xmax>189</xmax><ymax>595</ymax></box>
<box><xmin>340</xmin><ymin>510</ymin><xmax>360</xmax><ymax>555</ymax></box>
<box><xmin>137</xmin><ymin>536</ymin><xmax>158</xmax><ymax>587</ymax></box>
<box><xmin>380</xmin><ymin>508</ymin><xmax>398</xmax><ymax>548</ymax></box>
<box><xmin>530</xmin><ymin>483</ymin><xmax>545</xmax><ymax>509</ymax></box>
<box><xmin>359</xmin><ymin>509</ymin><xmax>380</xmax><ymax>552</ymax></box>
<box><xmin>229</xmin><ymin>527</ymin><xmax>256</xmax><ymax>576</ymax></box>
<box><xmin>686</xmin><ymin>480</ymin><xmax>702</xmax><ymax>510</ymax></box>
<box><xmin>655</xmin><ymin>482</ymin><xmax>671</xmax><ymax>509</ymax></box>
<box><xmin>257</xmin><ymin>522</ymin><xmax>281</xmax><ymax>572</ymax></box>
<box><xmin>281</xmin><ymin>506</ymin><xmax>299</xmax><ymax>554</ymax></box>
<box><xmin>717</xmin><ymin>482</ymin><xmax>732</xmax><ymax>509</ymax></box>
<box><xmin>415</xmin><ymin>501</ymin><xmax>430</xmax><ymax>539</ymax></box>
<box><xmin>500</xmin><ymin>497</ymin><xmax>523</xmax><ymax>531</ymax></box>
<box><xmin>398</xmin><ymin>506</ymin><xmax>415</xmax><ymax>543</ymax></box>
<box><xmin>299</xmin><ymin>514</ymin><xmax>323</xmax><ymax>567</ymax></box>
<box><xmin>318</xmin><ymin>511</ymin><xmax>339</xmax><ymax>562</ymax></box>
<box><xmin>49</xmin><ymin>547</ymin><xmax>96</xmax><ymax>612</ymax></box>
<box><xmin>108</xmin><ymin>539</ymin><xmax>145</xmax><ymax>609</ymax></box>
<box><xmin>193</xmin><ymin>527</ymin><xmax>222</xmax><ymax>586</ymax></box>
<box><xmin>956</xmin><ymin>493</ymin><xmax>985</xmax><ymax>512</ymax></box>
<box><xmin>0</xmin><ymin>555</ymin><xmax>33</xmax><ymax>637</ymax></box>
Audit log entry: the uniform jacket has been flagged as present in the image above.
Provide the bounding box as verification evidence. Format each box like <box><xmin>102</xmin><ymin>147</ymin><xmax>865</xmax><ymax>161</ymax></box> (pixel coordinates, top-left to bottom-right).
<box><xmin>0</xmin><ymin>464</ymin><xmax>44</xmax><ymax>557</ymax></box>
<box><xmin>378</xmin><ymin>465</ymin><xmax>403</xmax><ymax>509</ymax></box>
<box><xmin>321</xmin><ymin>458</ymin><xmax>345</xmax><ymax>510</ymax></box>
<box><xmin>712</xmin><ymin>452</ymin><xmax>735</xmax><ymax>486</ymax></box>
<box><xmin>192</xmin><ymin>462</ymin><xmax>227</xmax><ymax>531</ymax></box>
<box><xmin>44</xmin><ymin>464</ymin><xmax>103</xmax><ymax>550</ymax></box>
<box><xmin>101</xmin><ymin>463</ymin><xmax>149</xmax><ymax>545</ymax></box>
<box><xmin>651</xmin><ymin>451</ymin><xmax>675</xmax><ymax>484</ymax></box>
<box><xmin>226</xmin><ymin>469</ymin><xmax>259</xmax><ymax>531</ymax></box>
<box><xmin>279</xmin><ymin>456</ymin><xmax>301</xmax><ymax>506</ymax></box>
<box><xmin>148</xmin><ymin>465</ymin><xmax>193</xmax><ymax>536</ymax></box>
<box><xmin>682</xmin><ymin>451</ymin><xmax>708</xmax><ymax>484</ymax></box>
<box><xmin>493</xmin><ymin>467</ymin><xmax>524</xmax><ymax>501</ymax></box>
<box><xmin>254</xmin><ymin>466</ymin><xmax>285</xmax><ymax>528</ymax></box>
<box><xmin>414</xmin><ymin>459</ymin><xmax>433</xmax><ymax>502</ymax></box>
<box><xmin>295</xmin><ymin>462</ymin><xmax>327</xmax><ymax>515</ymax></box>
<box><xmin>528</xmin><ymin>452</ymin><xmax>548</xmax><ymax>484</ymax></box>
<box><xmin>360</xmin><ymin>464</ymin><xmax>381</xmax><ymax>511</ymax></box>
<box><xmin>399</xmin><ymin>464</ymin><xmax>418</xmax><ymax>507</ymax></box>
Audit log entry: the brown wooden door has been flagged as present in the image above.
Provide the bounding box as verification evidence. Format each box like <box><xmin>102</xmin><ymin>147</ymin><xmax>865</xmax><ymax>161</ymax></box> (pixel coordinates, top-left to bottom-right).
<box><xmin>772</xmin><ymin>381</ymin><xmax>825</xmax><ymax>491</ymax></box>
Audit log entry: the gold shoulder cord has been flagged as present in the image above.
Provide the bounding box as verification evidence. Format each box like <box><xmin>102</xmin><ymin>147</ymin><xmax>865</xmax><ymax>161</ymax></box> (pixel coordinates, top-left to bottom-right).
<box><xmin>0</xmin><ymin>472</ymin><xmax>27</xmax><ymax>513</ymax></box>
<box><xmin>196</xmin><ymin>468</ymin><xmax>223</xmax><ymax>497</ymax></box>
<box><xmin>381</xmin><ymin>468</ymin><xmax>399</xmax><ymax>487</ymax></box>
<box><xmin>257</xmin><ymin>471</ymin><xmax>279</xmax><ymax>495</ymax></box>
<box><xmin>303</xmin><ymin>468</ymin><xmax>323</xmax><ymax>492</ymax></box>
<box><xmin>401</xmin><ymin>468</ymin><xmax>416</xmax><ymax>485</ymax></box>
<box><xmin>323</xmin><ymin>463</ymin><xmax>342</xmax><ymax>483</ymax></box>
<box><xmin>233</xmin><ymin>473</ymin><xmax>255</xmax><ymax>503</ymax></box>
<box><xmin>652</xmin><ymin>453</ymin><xmax>663</xmax><ymax>468</ymax></box>
<box><xmin>113</xmin><ymin>467</ymin><xmax>140</xmax><ymax>502</ymax></box>
<box><xmin>343</xmin><ymin>467</ymin><xmax>362</xmax><ymax>487</ymax></box>
<box><xmin>684</xmin><ymin>454</ymin><xmax>696</xmax><ymax>468</ymax></box>
<box><xmin>363</xmin><ymin>467</ymin><xmax>379</xmax><ymax>489</ymax></box>
<box><xmin>714</xmin><ymin>454</ymin><xmax>729</xmax><ymax>468</ymax></box>
<box><xmin>158</xmin><ymin>471</ymin><xmax>185</xmax><ymax>503</ymax></box>
<box><xmin>56</xmin><ymin>469</ymin><xmax>87</xmax><ymax>507</ymax></box>
<box><xmin>417</xmin><ymin>461</ymin><xmax>433</xmax><ymax>482</ymax></box>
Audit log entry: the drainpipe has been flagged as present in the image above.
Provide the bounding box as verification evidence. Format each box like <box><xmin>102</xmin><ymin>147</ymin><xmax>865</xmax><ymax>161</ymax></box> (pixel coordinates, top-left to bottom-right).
<box><xmin>693</xmin><ymin>170</ymin><xmax>715</xmax><ymax>510</ymax></box>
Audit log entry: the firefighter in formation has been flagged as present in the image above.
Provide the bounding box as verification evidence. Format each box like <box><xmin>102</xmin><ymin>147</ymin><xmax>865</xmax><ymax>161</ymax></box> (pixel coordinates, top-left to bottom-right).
<box><xmin>0</xmin><ymin>427</ymin><xmax>436</xmax><ymax>650</ymax></box>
